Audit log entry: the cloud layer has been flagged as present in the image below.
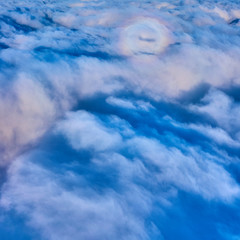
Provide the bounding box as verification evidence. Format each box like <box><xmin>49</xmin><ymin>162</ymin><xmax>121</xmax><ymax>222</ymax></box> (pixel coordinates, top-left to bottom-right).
<box><xmin>0</xmin><ymin>0</ymin><xmax>240</xmax><ymax>239</ymax></box>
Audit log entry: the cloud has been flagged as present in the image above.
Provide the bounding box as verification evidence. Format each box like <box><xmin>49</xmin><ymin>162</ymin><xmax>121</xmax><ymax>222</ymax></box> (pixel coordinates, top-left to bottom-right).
<box><xmin>56</xmin><ymin>111</ymin><xmax>122</xmax><ymax>152</ymax></box>
<box><xmin>0</xmin><ymin>0</ymin><xmax>240</xmax><ymax>239</ymax></box>
<box><xmin>0</xmin><ymin>74</ymin><xmax>56</xmax><ymax>165</ymax></box>
<box><xmin>191</xmin><ymin>89</ymin><xmax>240</xmax><ymax>134</ymax></box>
<box><xmin>0</xmin><ymin>0</ymin><xmax>240</xmax><ymax>166</ymax></box>
<box><xmin>1</xmin><ymin>108</ymin><xmax>240</xmax><ymax>239</ymax></box>
<box><xmin>1</xmin><ymin>155</ymin><xmax>151</xmax><ymax>240</ymax></box>
<box><xmin>119</xmin><ymin>17</ymin><xmax>173</xmax><ymax>56</ymax></box>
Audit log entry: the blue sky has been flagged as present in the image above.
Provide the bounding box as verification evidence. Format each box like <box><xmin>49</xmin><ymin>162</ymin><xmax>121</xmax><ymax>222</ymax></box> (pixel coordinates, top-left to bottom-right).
<box><xmin>0</xmin><ymin>0</ymin><xmax>240</xmax><ymax>239</ymax></box>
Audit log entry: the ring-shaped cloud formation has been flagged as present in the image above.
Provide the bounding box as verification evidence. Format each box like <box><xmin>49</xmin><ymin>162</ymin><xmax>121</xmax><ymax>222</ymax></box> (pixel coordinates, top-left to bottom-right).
<box><xmin>120</xmin><ymin>18</ymin><xmax>172</xmax><ymax>56</ymax></box>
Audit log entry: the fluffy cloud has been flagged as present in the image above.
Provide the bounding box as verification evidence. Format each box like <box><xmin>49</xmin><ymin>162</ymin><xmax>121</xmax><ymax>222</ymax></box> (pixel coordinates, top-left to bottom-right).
<box><xmin>56</xmin><ymin>111</ymin><xmax>122</xmax><ymax>151</ymax></box>
<box><xmin>191</xmin><ymin>89</ymin><xmax>240</xmax><ymax>134</ymax></box>
<box><xmin>2</xmin><ymin>109</ymin><xmax>240</xmax><ymax>239</ymax></box>
<box><xmin>0</xmin><ymin>0</ymin><xmax>240</xmax><ymax>239</ymax></box>
<box><xmin>1</xmin><ymin>156</ymin><xmax>150</xmax><ymax>240</ymax></box>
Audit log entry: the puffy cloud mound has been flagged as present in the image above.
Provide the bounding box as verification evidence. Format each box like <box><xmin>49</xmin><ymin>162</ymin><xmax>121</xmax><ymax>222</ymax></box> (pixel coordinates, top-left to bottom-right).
<box><xmin>0</xmin><ymin>0</ymin><xmax>240</xmax><ymax>240</ymax></box>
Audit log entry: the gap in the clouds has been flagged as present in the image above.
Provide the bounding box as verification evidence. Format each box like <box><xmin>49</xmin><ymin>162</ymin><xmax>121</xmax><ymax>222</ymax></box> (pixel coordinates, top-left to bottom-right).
<box><xmin>0</xmin><ymin>167</ymin><xmax>8</xmax><ymax>189</ymax></box>
<box><xmin>229</xmin><ymin>19</ymin><xmax>240</xmax><ymax>25</ymax></box>
<box><xmin>73</xmin><ymin>91</ymin><xmax>205</xmax><ymax>126</ymax></box>
<box><xmin>32</xmin><ymin>48</ymin><xmax>66</xmax><ymax>63</ymax></box>
<box><xmin>41</xmin><ymin>13</ymin><xmax>57</xmax><ymax>27</ymax></box>
<box><xmin>0</xmin><ymin>58</ymin><xmax>15</xmax><ymax>72</ymax></box>
<box><xmin>70</xmin><ymin>93</ymin><xmax>240</xmax><ymax>163</ymax></box>
<box><xmin>177</xmin><ymin>83</ymin><xmax>211</xmax><ymax>105</ymax></box>
<box><xmin>0</xmin><ymin>209</ymin><xmax>38</xmax><ymax>240</ymax></box>
<box><xmin>221</xmin><ymin>84</ymin><xmax>240</xmax><ymax>103</ymax></box>
<box><xmin>220</xmin><ymin>145</ymin><xmax>240</xmax><ymax>160</ymax></box>
<box><xmin>0</xmin><ymin>43</ymin><xmax>9</xmax><ymax>50</ymax></box>
<box><xmin>154</xmin><ymin>190</ymin><xmax>240</xmax><ymax>240</ymax></box>
<box><xmin>72</xmin><ymin>92</ymin><xmax>237</xmax><ymax>159</ymax></box>
<box><xmin>227</xmin><ymin>162</ymin><xmax>240</xmax><ymax>185</ymax></box>
<box><xmin>152</xmin><ymin>100</ymin><xmax>216</xmax><ymax>126</ymax></box>
<box><xmin>0</xmin><ymin>15</ymin><xmax>37</xmax><ymax>34</ymax></box>
<box><xmin>33</xmin><ymin>134</ymin><xmax>121</xmax><ymax>193</ymax></box>
<box><xmin>33</xmin><ymin>46</ymin><xmax>123</xmax><ymax>61</ymax></box>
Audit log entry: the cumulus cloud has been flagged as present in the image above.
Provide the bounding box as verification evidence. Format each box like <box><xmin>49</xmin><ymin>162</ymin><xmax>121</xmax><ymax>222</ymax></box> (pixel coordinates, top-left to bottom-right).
<box><xmin>55</xmin><ymin>110</ymin><xmax>240</xmax><ymax>202</ymax></box>
<box><xmin>56</xmin><ymin>111</ymin><xmax>122</xmax><ymax>152</ymax></box>
<box><xmin>0</xmin><ymin>74</ymin><xmax>56</xmax><ymax>165</ymax></box>
<box><xmin>1</xmin><ymin>156</ymin><xmax>150</xmax><ymax>240</ymax></box>
<box><xmin>2</xmin><ymin>109</ymin><xmax>240</xmax><ymax>239</ymax></box>
<box><xmin>191</xmin><ymin>89</ymin><xmax>240</xmax><ymax>134</ymax></box>
<box><xmin>0</xmin><ymin>0</ymin><xmax>240</xmax><ymax>239</ymax></box>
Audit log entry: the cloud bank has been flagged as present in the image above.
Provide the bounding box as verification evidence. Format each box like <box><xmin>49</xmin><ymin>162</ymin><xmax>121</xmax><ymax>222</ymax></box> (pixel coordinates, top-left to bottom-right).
<box><xmin>0</xmin><ymin>0</ymin><xmax>240</xmax><ymax>239</ymax></box>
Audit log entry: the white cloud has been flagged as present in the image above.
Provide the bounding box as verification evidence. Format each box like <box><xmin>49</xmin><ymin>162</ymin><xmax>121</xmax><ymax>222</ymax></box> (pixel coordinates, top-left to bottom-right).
<box><xmin>56</xmin><ymin>111</ymin><xmax>122</xmax><ymax>152</ymax></box>
<box><xmin>191</xmin><ymin>89</ymin><xmax>240</xmax><ymax>134</ymax></box>
<box><xmin>0</xmin><ymin>74</ymin><xmax>56</xmax><ymax>165</ymax></box>
<box><xmin>0</xmin><ymin>0</ymin><xmax>240</xmax><ymax>239</ymax></box>
<box><xmin>1</xmin><ymin>156</ymin><xmax>150</xmax><ymax>240</ymax></box>
<box><xmin>128</xmin><ymin>136</ymin><xmax>240</xmax><ymax>201</ymax></box>
<box><xmin>56</xmin><ymin>111</ymin><xmax>240</xmax><ymax>202</ymax></box>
